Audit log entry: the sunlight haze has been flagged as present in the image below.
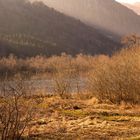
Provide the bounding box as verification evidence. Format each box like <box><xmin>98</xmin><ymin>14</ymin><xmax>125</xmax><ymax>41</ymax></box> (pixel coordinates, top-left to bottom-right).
<box><xmin>31</xmin><ymin>0</ymin><xmax>140</xmax><ymax>5</ymax></box>
<box><xmin>116</xmin><ymin>0</ymin><xmax>140</xmax><ymax>4</ymax></box>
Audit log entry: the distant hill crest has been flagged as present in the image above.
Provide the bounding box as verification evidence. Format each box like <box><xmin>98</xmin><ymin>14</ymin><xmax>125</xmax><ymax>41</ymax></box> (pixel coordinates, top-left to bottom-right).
<box><xmin>122</xmin><ymin>2</ymin><xmax>140</xmax><ymax>15</ymax></box>
<box><xmin>43</xmin><ymin>0</ymin><xmax>140</xmax><ymax>35</ymax></box>
<box><xmin>0</xmin><ymin>0</ymin><xmax>120</xmax><ymax>57</ymax></box>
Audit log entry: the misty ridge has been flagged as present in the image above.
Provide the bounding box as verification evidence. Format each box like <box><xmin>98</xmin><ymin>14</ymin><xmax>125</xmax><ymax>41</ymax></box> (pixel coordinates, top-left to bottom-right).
<box><xmin>123</xmin><ymin>2</ymin><xmax>140</xmax><ymax>15</ymax></box>
<box><xmin>42</xmin><ymin>0</ymin><xmax>140</xmax><ymax>36</ymax></box>
<box><xmin>0</xmin><ymin>0</ymin><xmax>140</xmax><ymax>56</ymax></box>
<box><xmin>0</xmin><ymin>0</ymin><xmax>121</xmax><ymax>57</ymax></box>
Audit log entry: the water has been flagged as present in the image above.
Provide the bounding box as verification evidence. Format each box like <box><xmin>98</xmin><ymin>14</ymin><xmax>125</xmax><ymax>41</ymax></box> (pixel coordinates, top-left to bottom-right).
<box><xmin>0</xmin><ymin>77</ymin><xmax>88</xmax><ymax>95</ymax></box>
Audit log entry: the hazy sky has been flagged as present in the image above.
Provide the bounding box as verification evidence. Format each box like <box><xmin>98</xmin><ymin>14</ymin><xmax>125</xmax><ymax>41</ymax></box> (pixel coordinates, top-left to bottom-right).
<box><xmin>116</xmin><ymin>0</ymin><xmax>140</xmax><ymax>4</ymax></box>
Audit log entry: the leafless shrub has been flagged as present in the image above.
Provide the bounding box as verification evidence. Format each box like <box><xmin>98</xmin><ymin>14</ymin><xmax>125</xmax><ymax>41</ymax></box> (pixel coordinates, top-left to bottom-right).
<box><xmin>0</xmin><ymin>78</ymin><xmax>36</xmax><ymax>140</ymax></box>
<box><xmin>89</xmin><ymin>44</ymin><xmax>140</xmax><ymax>104</ymax></box>
<box><xmin>52</xmin><ymin>70</ymin><xmax>72</xmax><ymax>99</ymax></box>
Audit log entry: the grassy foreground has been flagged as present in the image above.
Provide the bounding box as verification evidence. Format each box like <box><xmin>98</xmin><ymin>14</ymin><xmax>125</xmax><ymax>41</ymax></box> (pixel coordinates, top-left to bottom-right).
<box><xmin>19</xmin><ymin>95</ymin><xmax>140</xmax><ymax>140</ymax></box>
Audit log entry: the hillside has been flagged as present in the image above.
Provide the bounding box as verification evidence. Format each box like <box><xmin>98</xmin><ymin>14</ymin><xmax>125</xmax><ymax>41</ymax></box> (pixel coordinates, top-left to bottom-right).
<box><xmin>0</xmin><ymin>34</ymin><xmax>57</xmax><ymax>57</ymax></box>
<box><xmin>0</xmin><ymin>0</ymin><xmax>121</xmax><ymax>57</ymax></box>
<box><xmin>123</xmin><ymin>2</ymin><xmax>140</xmax><ymax>15</ymax></box>
<box><xmin>43</xmin><ymin>0</ymin><xmax>140</xmax><ymax>36</ymax></box>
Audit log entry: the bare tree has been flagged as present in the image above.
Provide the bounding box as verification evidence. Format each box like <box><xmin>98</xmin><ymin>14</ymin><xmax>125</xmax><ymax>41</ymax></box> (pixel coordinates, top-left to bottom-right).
<box><xmin>0</xmin><ymin>79</ymin><xmax>35</xmax><ymax>140</ymax></box>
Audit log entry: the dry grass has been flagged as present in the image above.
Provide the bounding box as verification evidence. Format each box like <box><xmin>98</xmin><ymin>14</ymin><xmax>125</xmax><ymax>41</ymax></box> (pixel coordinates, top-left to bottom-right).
<box><xmin>16</xmin><ymin>95</ymin><xmax>140</xmax><ymax>140</ymax></box>
<box><xmin>0</xmin><ymin>77</ymin><xmax>140</xmax><ymax>139</ymax></box>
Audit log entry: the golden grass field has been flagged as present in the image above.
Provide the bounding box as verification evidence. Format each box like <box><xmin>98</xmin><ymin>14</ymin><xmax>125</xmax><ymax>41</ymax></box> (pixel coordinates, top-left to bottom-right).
<box><xmin>21</xmin><ymin>95</ymin><xmax>140</xmax><ymax>140</ymax></box>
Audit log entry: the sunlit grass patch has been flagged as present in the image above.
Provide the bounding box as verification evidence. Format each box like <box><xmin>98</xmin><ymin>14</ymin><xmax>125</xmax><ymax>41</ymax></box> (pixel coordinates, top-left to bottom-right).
<box><xmin>128</xmin><ymin>136</ymin><xmax>140</xmax><ymax>140</ymax></box>
<box><xmin>102</xmin><ymin>116</ymin><xmax>140</xmax><ymax>122</ymax></box>
<box><xmin>34</xmin><ymin>97</ymin><xmax>50</xmax><ymax>110</ymax></box>
<box><xmin>37</xmin><ymin>102</ymin><xmax>49</xmax><ymax>109</ymax></box>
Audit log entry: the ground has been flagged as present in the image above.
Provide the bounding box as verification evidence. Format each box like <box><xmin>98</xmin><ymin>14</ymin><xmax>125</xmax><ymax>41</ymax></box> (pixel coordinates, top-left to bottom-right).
<box><xmin>23</xmin><ymin>96</ymin><xmax>140</xmax><ymax>140</ymax></box>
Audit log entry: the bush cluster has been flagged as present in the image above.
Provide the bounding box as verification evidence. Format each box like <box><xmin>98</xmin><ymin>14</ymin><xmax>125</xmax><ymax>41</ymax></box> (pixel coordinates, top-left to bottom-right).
<box><xmin>89</xmin><ymin>45</ymin><xmax>140</xmax><ymax>104</ymax></box>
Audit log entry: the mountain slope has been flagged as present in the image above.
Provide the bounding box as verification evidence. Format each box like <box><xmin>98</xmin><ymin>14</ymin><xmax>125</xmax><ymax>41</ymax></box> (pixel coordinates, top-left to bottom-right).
<box><xmin>0</xmin><ymin>34</ymin><xmax>57</xmax><ymax>57</ymax></box>
<box><xmin>43</xmin><ymin>0</ymin><xmax>140</xmax><ymax>36</ymax></box>
<box><xmin>0</xmin><ymin>0</ymin><xmax>120</xmax><ymax>57</ymax></box>
<box><xmin>122</xmin><ymin>2</ymin><xmax>140</xmax><ymax>15</ymax></box>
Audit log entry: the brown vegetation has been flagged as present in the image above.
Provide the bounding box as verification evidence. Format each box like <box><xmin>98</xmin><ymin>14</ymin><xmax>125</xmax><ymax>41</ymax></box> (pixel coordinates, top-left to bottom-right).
<box><xmin>89</xmin><ymin>35</ymin><xmax>140</xmax><ymax>104</ymax></box>
<box><xmin>0</xmin><ymin>36</ymin><xmax>140</xmax><ymax>105</ymax></box>
<box><xmin>0</xmin><ymin>78</ymin><xmax>37</xmax><ymax>140</ymax></box>
<box><xmin>0</xmin><ymin>35</ymin><xmax>140</xmax><ymax>139</ymax></box>
<box><xmin>0</xmin><ymin>53</ymin><xmax>98</xmax><ymax>79</ymax></box>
